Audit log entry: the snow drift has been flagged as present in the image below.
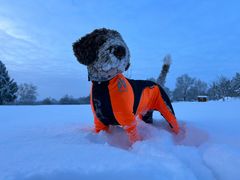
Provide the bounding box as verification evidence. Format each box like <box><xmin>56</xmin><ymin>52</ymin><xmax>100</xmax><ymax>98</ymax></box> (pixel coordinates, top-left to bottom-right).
<box><xmin>0</xmin><ymin>100</ymin><xmax>240</xmax><ymax>180</ymax></box>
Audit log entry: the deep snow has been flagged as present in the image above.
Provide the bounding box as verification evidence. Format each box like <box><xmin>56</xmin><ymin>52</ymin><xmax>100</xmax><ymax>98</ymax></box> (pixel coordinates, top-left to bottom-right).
<box><xmin>0</xmin><ymin>100</ymin><xmax>240</xmax><ymax>180</ymax></box>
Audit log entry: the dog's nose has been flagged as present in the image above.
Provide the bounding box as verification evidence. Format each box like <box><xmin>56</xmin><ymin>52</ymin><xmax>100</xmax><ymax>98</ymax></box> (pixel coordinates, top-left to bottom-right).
<box><xmin>113</xmin><ymin>46</ymin><xmax>126</xmax><ymax>60</ymax></box>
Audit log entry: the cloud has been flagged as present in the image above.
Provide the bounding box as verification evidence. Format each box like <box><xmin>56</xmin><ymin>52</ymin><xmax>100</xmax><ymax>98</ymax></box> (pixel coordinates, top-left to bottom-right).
<box><xmin>0</xmin><ymin>17</ymin><xmax>32</xmax><ymax>41</ymax></box>
<box><xmin>0</xmin><ymin>14</ymin><xmax>89</xmax><ymax>99</ymax></box>
<box><xmin>1</xmin><ymin>0</ymin><xmax>239</xmax><ymax>98</ymax></box>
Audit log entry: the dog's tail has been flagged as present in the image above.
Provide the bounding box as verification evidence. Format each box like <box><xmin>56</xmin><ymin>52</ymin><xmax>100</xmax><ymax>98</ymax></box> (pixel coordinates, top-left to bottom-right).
<box><xmin>156</xmin><ymin>54</ymin><xmax>171</xmax><ymax>86</ymax></box>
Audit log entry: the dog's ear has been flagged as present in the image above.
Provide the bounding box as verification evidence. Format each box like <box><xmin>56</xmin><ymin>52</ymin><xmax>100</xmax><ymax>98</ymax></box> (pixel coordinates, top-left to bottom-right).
<box><xmin>72</xmin><ymin>28</ymin><xmax>120</xmax><ymax>66</ymax></box>
<box><xmin>72</xmin><ymin>34</ymin><xmax>104</xmax><ymax>66</ymax></box>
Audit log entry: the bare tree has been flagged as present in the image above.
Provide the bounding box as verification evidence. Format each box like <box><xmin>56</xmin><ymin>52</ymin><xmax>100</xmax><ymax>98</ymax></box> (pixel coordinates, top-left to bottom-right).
<box><xmin>17</xmin><ymin>83</ymin><xmax>37</xmax><ymax>104</ymax></box>
<box><xmin>188</xmin><ymin>79</ymin><xmax>208</xmax><ymax>100</ymax></box>
<box><xmin>173</xmin><ymin>74</ymin><xmax>195</xmax><ymax>101</ymax></box>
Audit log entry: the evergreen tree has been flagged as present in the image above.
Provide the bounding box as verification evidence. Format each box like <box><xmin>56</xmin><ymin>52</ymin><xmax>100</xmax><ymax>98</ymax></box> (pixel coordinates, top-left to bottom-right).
<box><xmin>0</xmin><ymin>60</ymin><xmax>18</xmax><ymax>105</ymax></box>
<box><xmin>217</xmin><ymin>76</ymin><xmax>232</xmax><ymax>101</ymax></box>
<box><xmin>231</xmin><ymin>73</ymin><xmax>240</xmax><ymax>97</ymax></box>
<box><xmin>41</xmin><ymin>97</ymin><xmax>58</xmax><ymax>105</ymax></box>
<box><xmin>79</xmin><ymin>95</ymin><xmax>90</xmax><ymax>104</ymax></box>
<box><xmin>59</xmin><ymin>95</ymin><xmax>79</xmax><ymax>104</ymax></box>
<box><xmin>208</xmin><ymin>76</ymin><xmax>233</xmax><ymax>101</ymax></box>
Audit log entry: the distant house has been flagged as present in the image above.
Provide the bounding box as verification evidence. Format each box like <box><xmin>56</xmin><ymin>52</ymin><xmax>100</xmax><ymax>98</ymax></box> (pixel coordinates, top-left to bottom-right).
<box><xmin>197</xmin><ymin>96</ymin><xmax>208</xmax><ymax>102</ymax></box>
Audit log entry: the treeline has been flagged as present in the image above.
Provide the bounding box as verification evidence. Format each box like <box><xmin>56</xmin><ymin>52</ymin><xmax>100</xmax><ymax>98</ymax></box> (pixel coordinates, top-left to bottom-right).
<box><xmin>1</xmin><ymin>60</ymin><xmax>240</xmax><ymax>105</ymax></box>
<box><xmin>149</xmin><ymin>73</ymin><xmax>240</xmax><ymax>101</ymax></box>
<box><xmin>41</xmin><ymin>95</ymin><xmax>90</xmax><ymax>105</ymax></box>
<box><xmin>0</xmin><ymin>60</ymin><xmax>90</xmax><ymax>105</ymax></box>
<box><xmin>16</xmin><ymin>92</ymin><xmax>90</xmax><ymax>105</ymax></box>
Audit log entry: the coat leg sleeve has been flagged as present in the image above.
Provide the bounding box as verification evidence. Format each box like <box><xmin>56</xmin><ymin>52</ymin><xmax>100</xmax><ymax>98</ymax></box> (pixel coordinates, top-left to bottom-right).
<box><xmin>155</xmin><ymin>86</ymin><xmax>179</xmax><ymax>134</ymax></box>
<box><xmin>90</xmin><ymin>85</ymin><xmax>109</xmax><ymax>133</ymax></box>
<box><xmin>94</xmin><ymin>116</ymin><xmax>109</xmax><ymax>133</ymax></box>
<box><xmin>108</xmin><ymin>74</ymin><xmax>141</xmax><ymax>143</ymax></box>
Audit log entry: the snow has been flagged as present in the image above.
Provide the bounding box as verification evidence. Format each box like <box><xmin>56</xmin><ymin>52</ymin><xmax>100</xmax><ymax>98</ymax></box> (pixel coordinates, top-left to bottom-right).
<box><xmin>0</xmin><ymin>100</ymin><xmax>240</xmax><ymax>180</ymax></box>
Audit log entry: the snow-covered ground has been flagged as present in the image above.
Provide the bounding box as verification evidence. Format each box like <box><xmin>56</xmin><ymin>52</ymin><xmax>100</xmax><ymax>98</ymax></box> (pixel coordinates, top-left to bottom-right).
<box><xmin>0</xmin><ymin>100</ymin><xmax>240</xmax><ymax>180</ymax></box>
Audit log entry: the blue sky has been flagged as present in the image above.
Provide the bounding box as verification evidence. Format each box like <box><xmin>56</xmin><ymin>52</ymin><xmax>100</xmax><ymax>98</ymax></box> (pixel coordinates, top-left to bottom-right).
<box><xmin>0</xmin><ymin>0</ymin><xmax>239</xmax><ymax>99</ymax></box>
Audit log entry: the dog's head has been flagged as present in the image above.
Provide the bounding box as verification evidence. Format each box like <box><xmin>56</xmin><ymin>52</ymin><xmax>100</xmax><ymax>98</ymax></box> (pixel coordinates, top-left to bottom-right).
<box><xmin>72</xmin><ymin>28</ymin><xmax>130</xmax><ymax>81</ymax></box>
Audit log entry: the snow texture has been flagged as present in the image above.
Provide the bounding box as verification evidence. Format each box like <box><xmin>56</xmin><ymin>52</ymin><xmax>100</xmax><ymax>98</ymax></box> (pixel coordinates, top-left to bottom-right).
<box><xmin>0</xmin><ymin>100</ymin><xmax>240</xmax><ymax>180</ymax></box>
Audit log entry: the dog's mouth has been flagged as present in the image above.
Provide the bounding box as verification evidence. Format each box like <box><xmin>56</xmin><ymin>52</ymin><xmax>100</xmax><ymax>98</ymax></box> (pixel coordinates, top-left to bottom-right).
<box><xmin>99</xmin><ymin>65</ymin><xmax>120</xmax><ymax>76</ymax></box>
<box><xmin>105</xmin><ymin>68</ymin><xmax>118</xmax><ymax>76</ymax></box>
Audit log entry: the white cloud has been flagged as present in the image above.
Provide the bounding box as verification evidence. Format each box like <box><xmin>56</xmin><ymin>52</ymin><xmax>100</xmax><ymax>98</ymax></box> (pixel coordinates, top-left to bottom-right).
<box><xmin>0</xmin><ymin>17</ymin><xmax>32</xmax><ymax>41</ymax></box>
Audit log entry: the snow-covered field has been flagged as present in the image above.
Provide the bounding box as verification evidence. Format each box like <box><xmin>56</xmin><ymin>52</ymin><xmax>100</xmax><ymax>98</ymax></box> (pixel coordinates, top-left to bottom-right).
<box><xmin>0</xmin><ymin>100</ymin><xmax>240</xmax><ymax>180</ymax></box>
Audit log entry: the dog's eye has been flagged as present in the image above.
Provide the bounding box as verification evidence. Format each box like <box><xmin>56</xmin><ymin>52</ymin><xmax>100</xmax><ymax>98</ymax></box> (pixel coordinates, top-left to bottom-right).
<box><xmin>108</xmin><ymin>46</ymin><xmax>126</xmax><ymax>59</ymax></box>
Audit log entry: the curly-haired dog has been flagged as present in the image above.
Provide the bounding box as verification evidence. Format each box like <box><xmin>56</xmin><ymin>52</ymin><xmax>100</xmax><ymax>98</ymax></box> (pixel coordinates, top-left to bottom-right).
<box><xmin>73</xmin><ymin>28</ymin><xmax>179</xmax><ymax>143</ymax></box>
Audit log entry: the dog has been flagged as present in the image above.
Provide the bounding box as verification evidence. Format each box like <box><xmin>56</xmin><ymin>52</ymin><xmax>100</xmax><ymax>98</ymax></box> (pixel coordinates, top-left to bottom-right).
<box><xmin>72</xmin><ymin>28</ymin><xmax>179</xmax><ymax>143</ymax></box>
